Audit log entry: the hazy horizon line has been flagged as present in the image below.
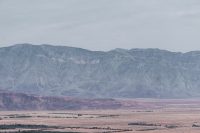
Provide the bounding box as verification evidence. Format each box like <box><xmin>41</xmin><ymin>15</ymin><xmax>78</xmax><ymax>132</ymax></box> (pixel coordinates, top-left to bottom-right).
<box><xmin>1</xmin><ymin>43</ymin><xmax>199</xmax><ymax>54</ymax></box>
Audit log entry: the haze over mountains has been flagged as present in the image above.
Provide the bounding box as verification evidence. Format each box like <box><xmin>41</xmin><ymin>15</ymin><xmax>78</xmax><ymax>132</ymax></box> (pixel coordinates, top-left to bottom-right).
<box><xmin>1</xmin><ymin>44</ymin><xmax>200</xmax><ymax>99</ymax></box>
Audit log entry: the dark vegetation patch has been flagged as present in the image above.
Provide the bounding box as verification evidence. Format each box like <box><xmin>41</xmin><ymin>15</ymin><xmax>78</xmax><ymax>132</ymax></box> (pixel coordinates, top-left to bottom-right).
<box><xmin>128</xmin><ymin>122</ymin><xmax>180</xmax><ymax>131</ymax></box>
<box><xmin>128</xmin><ymin>122</ymin><xmax>161</xmax><ymax>126</ymax></box>
<box><xmin>192</xmin><ymin>123</ymin><xmax>200</xmax><ymax>127</ymax></box>
<box><xmin>36</xmin><ymin>115</ymin><xmax>78</xmax><ymax>119</ymax></box>
<box><xmin>98</xmin><ymin>115</ymin><xmax>119</xmax><ymax>118</ymax></box>
<box><xmin>136</xmin><ymin>128</ymin><xmax>160</xmax><ymax>131</ymax></box>
<box><xmin>165</xmin><ymin>124</ymin><xmax>179</xmax><ymax>129</ymax></box>
<box><xmin>0</xmin><ymin>124</ymin><xmax>132</xmax><ymax>132</ymax></box>
<box><xmin>0</xmin><ymin>124</ymin><xmax>60</xmax><ymax>130</ymax></box>
<box><xmin>5</xmin><ymin>114</ymin><xmax>33</xmax><ymax>119</ymax></box>
<box><xmin>128</xmin><ymin>122</ymin><xmax>179</xmax><ymax>128</ymax></box>
<box><xmin>64</xmin><ymin>126</ymin><xmax>132</xmax><ymax>132</ymax></box>
<box><xmin>7</xmin><ymin>130</ymin><xmax>79</xmax><ymax>133</ymax></box>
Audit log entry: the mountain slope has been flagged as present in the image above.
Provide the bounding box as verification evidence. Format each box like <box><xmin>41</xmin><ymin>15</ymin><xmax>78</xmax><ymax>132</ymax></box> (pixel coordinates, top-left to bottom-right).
<box><xmin>1</xmin><ymin>44</ymin><xmax>200</xmax><ymax>98</ymax></box>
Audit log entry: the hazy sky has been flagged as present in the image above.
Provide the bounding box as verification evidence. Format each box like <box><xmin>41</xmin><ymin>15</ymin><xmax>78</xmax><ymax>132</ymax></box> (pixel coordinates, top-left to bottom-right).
<box><xmin>1</xmin><ymin>0</ymin><xmax>200</xmax><ymax>52</ymax></box>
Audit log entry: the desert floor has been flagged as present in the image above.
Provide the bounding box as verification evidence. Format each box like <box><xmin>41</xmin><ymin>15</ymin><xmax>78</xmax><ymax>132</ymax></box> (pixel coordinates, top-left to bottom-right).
<box><xmin>1</xmin><ymin>99</ymin><xmax>200</xmax><ymax>133</ymax></box>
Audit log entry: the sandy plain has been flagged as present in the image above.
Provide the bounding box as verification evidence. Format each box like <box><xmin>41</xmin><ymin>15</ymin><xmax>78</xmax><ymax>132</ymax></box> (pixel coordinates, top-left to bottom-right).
<box><xmin>1</xmin><ymin>99</ymin><xmax>200</xmax><ymax>133</ymax></box>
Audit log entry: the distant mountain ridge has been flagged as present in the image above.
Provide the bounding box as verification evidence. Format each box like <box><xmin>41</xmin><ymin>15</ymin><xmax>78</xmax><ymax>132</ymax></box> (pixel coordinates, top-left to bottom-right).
<box><xmin>1</xmin><ymin>44</ymin><xmax>200</xmax><ymax>98</ymax></box>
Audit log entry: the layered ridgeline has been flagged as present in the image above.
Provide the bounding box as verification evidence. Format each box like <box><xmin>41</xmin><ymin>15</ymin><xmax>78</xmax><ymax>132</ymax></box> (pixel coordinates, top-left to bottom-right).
<box><xmin>1</xmin><ymin>44</ymin><xmax>200</xmax><ymax>98</ymax></box>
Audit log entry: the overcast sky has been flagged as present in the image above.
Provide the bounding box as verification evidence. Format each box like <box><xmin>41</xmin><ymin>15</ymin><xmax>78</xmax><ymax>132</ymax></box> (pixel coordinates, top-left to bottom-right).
<box><xmin>1</xmin><ymin>0</ymin><xmax>200</xmax><ymax>52</ymax></box>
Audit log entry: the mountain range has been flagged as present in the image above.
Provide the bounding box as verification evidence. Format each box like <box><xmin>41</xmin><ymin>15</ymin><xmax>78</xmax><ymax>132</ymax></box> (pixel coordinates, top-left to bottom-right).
<box><xmin>1</xmin><ymin>44</ymin><xmax>200</xmax><ymax>99</ymax></box>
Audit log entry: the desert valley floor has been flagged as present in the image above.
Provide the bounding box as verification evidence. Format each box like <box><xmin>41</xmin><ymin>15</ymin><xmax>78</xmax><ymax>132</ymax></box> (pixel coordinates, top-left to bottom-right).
<box><xmin>1</xmin><ymin>99</ymin><xmax>200</xmax><ymax>133</ymax></box>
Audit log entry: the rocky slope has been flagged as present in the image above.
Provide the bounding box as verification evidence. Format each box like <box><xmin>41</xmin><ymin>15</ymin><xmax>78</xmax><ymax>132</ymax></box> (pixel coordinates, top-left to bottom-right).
<box><xmin>0</xmin><ymin>90</ymin><xmax>121</xmax><ymax>110</ymax></box>
<box><xmin>1</xmin><ymin>44</ymin><xmax>200</xmax><ymax>98</ymax></box>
